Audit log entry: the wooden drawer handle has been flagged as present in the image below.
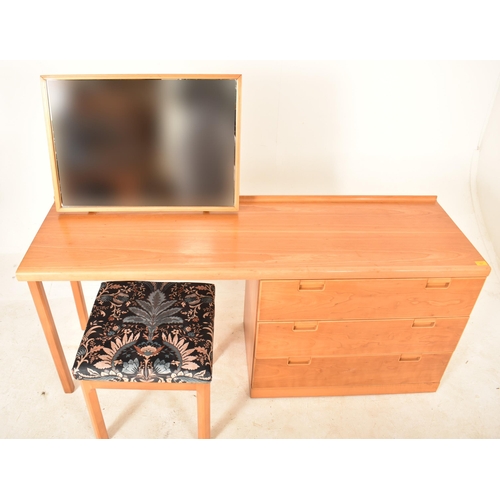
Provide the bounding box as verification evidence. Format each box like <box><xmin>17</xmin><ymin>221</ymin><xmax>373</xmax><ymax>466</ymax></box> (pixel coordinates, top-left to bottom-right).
<box><xmin>425</xmin><ymin>279</ymin><xmax>451</xmax><ymax>289</ymax></box>
<box><xmin>287</xmin><ymin>357</ymin><xmax>312</xmax><ymax>366</ymax></box>
<box><xmin>293</xmin><ymin>321</ymin><xmax>319</xmax><ymax>332</ymax></box>
<box><xmin>298</xmin><ymin>280</ymin><xmax>325</xmax><ymax>291</ymax></box>
<box><xmin>399</xmin><ymin>354</ymin><xmax>422</xmax><ymax>362</ymax></box>
<box><xmin>412</xmin><ymin>319</ymin><xmax>436</xmax><ymax>328</ymax></box>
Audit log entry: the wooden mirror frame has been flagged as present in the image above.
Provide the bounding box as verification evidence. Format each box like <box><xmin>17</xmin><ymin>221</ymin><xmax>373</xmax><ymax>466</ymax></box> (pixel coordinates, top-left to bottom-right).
<box><xmin>41</xmin><ymin>74</ymin><xmax>242</xmax><ymax>213</ymax></box>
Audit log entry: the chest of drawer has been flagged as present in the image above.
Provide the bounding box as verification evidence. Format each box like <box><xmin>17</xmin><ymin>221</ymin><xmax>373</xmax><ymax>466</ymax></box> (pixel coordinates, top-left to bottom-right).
<box><xmin>252</xmin><ymin>353</ymin><xmax>453</xmax><ymax>389</ymax></box>
<box><xmin>255</xmin><ymin>317</ymin><xmax>469</xmax><ymax>359</ymax></box>
<box><xmin>258</xmin><ymin>278</ymin><xmax>485</xmax><ymax>321</ymax></box>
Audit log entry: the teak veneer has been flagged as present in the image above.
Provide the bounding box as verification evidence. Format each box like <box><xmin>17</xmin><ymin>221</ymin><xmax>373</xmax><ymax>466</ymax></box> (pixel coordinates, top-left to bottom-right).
<box><xmin>17</xmin><ymin>196</ymin><xmax>490</xmax><ymax>397</ymax></box>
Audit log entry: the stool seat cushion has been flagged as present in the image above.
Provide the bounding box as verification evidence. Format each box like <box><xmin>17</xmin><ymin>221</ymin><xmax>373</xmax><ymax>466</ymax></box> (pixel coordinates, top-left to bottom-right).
<box><xmin>72</xmin><ymin>282</ymin><xmax>215</xmax><ymax>383</ymax></box>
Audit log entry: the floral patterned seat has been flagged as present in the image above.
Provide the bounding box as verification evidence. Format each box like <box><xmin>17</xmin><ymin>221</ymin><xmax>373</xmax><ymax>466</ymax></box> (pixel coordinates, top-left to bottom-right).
<box><xmin>72</xmin><ymin>281</ymin><xmax>214</xmax><ymax>438</ymax></box>
<box><xmin>72</xmin><ymin>281</ymin><xmax>215</xmax><ymax>383</ymax></box>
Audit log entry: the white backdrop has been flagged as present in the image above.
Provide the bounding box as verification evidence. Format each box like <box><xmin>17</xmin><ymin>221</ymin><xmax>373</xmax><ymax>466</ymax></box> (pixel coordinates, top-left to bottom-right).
<box><xmin>477</xmin><ymin>81</ymin><xmax>500</xmax><ymax>271</ymax></box>
<box><xmin>1</xmin><ymin>60</ymin><xmax>499</xmax><ymax>260</ymax></box>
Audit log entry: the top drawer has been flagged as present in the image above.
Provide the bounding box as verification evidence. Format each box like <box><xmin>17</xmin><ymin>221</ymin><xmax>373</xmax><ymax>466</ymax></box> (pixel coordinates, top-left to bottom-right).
<box><xmin>258</xmin><ymin>278</ymin><xmax>485</xmax><ymax>321</ymax></box>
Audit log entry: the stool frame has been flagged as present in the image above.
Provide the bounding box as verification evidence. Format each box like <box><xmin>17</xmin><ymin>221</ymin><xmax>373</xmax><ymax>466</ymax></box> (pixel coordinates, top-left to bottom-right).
<box><xmin>80</xmin><ymin>380</ymin><xmax>211</xmax><ymax>439</ymax></box>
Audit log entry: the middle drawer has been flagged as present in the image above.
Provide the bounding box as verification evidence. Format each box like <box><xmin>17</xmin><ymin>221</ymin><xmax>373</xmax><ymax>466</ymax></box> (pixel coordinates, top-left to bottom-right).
<box><xmin>258</xmin><ymin>278</ymin><xmax>484</xmax><ymax>321</ymax></box>
<box><xmin>255</xmin><ymin>317</ymin><xmax>469</xmax><ymax>358</ymax></box>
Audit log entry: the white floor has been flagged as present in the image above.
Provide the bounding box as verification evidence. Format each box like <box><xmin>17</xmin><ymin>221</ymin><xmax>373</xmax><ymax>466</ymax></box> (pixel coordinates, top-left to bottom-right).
<box><xmin>1</xmin><ymin>252</ymin><xmax>500</xmax><ymax>440</ymax></box>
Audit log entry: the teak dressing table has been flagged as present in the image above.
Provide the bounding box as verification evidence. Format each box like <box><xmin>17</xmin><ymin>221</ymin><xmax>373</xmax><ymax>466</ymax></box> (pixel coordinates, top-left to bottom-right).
<box><xmin>16</xmin><ymin>195</ymin><xmax>490</xmax><ymax>397</ymax></box>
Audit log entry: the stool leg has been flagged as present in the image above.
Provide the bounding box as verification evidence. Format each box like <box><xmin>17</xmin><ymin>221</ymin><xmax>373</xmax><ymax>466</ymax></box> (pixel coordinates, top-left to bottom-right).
<box><xmin>81</xmin><ymin>382</ymin><xmax>109</xmax><ymax>439</ymax></box>
<box><xmin>196</xmin><ymin>384</ymin><xmax>210</xmax><ymax>439</ymax></box>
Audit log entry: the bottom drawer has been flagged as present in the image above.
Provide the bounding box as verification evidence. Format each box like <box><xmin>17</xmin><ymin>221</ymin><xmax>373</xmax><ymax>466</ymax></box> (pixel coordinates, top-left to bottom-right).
<box><xmin>252</xmin><ymin>353</ymin><xmax>452</xmax><ymax>389</ymax></box>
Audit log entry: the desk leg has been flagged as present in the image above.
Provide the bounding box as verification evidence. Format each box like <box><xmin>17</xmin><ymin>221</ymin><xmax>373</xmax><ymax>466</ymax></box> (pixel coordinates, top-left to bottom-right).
<box><xmin>28</xmin><ymin>281</ymin><xmax>75</xmax><ymax>394</ymax></box>
<box><xmin>70</xmin><ymin>281</ymin><xmax>88</xmax><ymax>330</ymax></box>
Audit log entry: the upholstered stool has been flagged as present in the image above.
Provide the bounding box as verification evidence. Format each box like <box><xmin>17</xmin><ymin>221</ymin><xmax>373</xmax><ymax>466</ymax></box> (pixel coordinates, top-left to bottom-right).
<box><xmin>72</xmin><ymin>281</ymin><xmax>215</xmax><ymax>439</ymax></box>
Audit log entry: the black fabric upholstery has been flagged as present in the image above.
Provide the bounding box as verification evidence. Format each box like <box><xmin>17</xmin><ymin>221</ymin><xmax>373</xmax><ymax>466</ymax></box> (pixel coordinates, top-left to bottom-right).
<box><xmin>72</xmin><ymin>281</ymin><xmax>214</xmax><ymax>383</ymax></box>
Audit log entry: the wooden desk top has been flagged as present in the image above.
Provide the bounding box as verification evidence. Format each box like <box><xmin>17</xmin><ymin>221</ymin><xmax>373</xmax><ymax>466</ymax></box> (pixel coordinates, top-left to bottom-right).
<box><xmin>16</xmin><ymin>196</ymin><xmax>490</xmax><ymax>282</ymax></box>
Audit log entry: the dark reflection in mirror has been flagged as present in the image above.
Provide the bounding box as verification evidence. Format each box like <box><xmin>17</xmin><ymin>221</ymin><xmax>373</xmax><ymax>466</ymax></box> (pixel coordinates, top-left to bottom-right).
<box><xmin>47</xmin><ymin>78</ymin><xmax>237</xmax><ymax>207</ymax></box>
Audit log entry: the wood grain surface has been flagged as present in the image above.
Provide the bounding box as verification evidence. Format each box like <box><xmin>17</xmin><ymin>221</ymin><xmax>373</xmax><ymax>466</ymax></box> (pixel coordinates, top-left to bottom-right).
<box><xmin>16</xmin><ymin>196</ymin><xmax>490</xmax><ymax>281</ymax></box>
<box><xmin>252</xmin><ymin>353</ymin><xmax>453</xmax><ymax>389</ymax></box>
<box><xmin>258</xmin><ymin>278</ymin><xmax>485</xmax><ymax>321</ymax></box>
<box><xmin>255</xmin><ymin>317</ymin><xmax>470</xmax><ymax>358</ymax></box>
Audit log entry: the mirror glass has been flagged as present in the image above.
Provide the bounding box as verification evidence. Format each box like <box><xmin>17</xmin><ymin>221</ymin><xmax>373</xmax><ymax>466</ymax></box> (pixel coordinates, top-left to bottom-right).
<box><xmin>46</xmin><ymin>78</ymin><xmax>237</xmax><ymax>208</ymax></box>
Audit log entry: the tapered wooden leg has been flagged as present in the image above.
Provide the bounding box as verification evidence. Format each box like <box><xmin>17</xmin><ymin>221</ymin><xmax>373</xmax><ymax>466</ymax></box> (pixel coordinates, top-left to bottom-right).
<box><xmin>196</xmin><ymin>384</ymin><xmax>210</xmax><ymax>439</ymax></box>
<box><xmin>81</xmin><ymin>382</ymin><xmax>109</xmax><ymax>439</ymax></box>
<box><xmin>28</xmin><ymin>281</ymin><xmax>75</xmax><ymax>393</ymax></box>
<box><xmin>70</xmin><ymin>281</ymin><xmax>88</xmax><ymax>330</ymax></box>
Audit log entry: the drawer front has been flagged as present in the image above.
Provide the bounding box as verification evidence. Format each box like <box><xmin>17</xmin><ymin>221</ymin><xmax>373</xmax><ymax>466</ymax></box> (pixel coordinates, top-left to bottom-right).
<box><xmin>255</xmin><ymin>317</ymin><xmax>469</xmax><ymax>359</ymax></box>
<box><xmin>252</xmin><ymin>353</ymin><xmax>452</xmax><ymax>389</ymax></box>
<box><xmin>258</xmin><ymin>278</ymin><xmax>484</xmax><ymax>321</ymax></box>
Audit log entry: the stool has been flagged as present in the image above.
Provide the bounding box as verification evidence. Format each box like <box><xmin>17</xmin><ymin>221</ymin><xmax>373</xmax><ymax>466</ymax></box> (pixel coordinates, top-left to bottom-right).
<box><xmin>72</xmin><ymin>281</ymin><xmax>215</xmax><ymax>439</ymax></box>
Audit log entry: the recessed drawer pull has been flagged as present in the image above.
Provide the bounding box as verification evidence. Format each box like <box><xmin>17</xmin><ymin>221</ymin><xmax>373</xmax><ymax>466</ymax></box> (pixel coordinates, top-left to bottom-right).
<box><xmin>425</xmin><ymin>279</ymin><xmax>451</xmax><ymax>289</ymax></box>
<box><xmin>293</xmin><ymin>321</ymin><xmax>319</xmax><ymax>332</ymax></box>
<box><xmin>399</xmin><ymin>354</ymin><xmax>422</xmax><ymax>362</ymax></box>
<box><xmin>298</xmin><ymin>280</ymin><xmax>325</xmax><ymax>291</ymax></box>
<box><xmin>412</xmin><ymin>319</ymin><xmax>436</xmax><ymax>328</ymax></box>
<box><xmin>287</xmin><ymin>357</ymin><xmax>312</xmax><ymax>366</ymax></box>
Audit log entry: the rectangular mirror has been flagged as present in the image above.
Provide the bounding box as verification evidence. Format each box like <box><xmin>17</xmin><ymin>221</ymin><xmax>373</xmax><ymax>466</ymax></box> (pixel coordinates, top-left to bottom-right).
<box><xmin>42</xmin><ymin>74</ymin><xmax>241</xmax><ymax>212</ymax></box>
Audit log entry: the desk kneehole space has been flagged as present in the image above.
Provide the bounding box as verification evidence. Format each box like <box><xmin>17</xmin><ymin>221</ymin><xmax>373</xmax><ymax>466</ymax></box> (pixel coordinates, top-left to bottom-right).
<box><xmin>244</xmin><ymin>278</ymin><xmax>485</xmax><ymax>398</ymax></box>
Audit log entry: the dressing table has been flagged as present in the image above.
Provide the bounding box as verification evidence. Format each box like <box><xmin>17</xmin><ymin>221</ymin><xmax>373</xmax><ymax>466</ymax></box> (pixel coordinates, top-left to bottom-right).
<box><xmin>16</xmin><ymin>195</ymin><xmax>490</xmax><ymax>397</ymax></box>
